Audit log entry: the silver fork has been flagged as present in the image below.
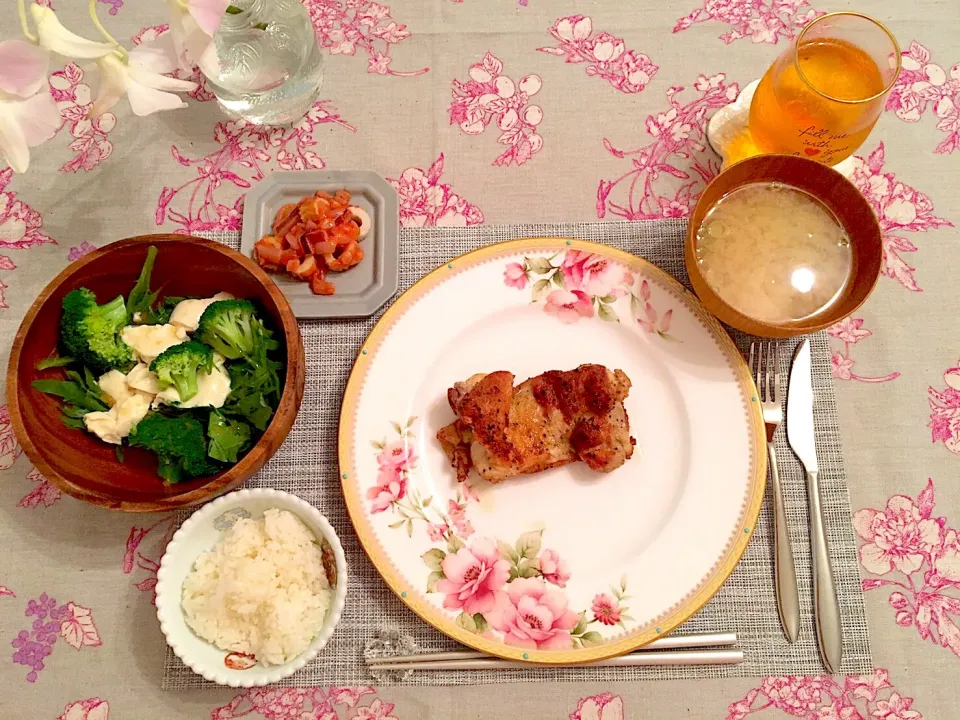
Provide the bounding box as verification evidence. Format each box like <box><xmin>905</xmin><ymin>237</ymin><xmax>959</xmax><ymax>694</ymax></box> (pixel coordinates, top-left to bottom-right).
<box><xmin>750</xmin><ymin>341</ymin><xmax>800</xmax><ymax>644</ymax></box>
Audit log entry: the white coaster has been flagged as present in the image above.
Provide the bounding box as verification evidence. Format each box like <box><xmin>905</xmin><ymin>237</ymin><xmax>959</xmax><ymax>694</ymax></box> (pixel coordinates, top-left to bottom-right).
<box><xmin>706</xmin><ymin>79</ymin><xmax>855</xmax><ymax>178</ymax></box>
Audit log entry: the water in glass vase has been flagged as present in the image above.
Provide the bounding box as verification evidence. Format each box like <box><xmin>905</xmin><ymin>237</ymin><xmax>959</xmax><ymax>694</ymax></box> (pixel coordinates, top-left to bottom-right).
<box><xmin>205</xmin><ymin>0</ymin><xmax>323</xmax><ymax>125</ymax></box>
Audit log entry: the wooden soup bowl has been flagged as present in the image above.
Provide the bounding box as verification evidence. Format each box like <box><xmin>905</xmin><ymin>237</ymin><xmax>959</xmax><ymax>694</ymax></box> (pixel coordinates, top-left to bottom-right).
<box><xmin>685</xmin><ymin>154</ymin><xmax>882</xmax><ymax>337</ymax></box>
<box><xmin>6</xmin><ymin>235</ymin><xmax>306</xmax><ymax>512</ymax></box>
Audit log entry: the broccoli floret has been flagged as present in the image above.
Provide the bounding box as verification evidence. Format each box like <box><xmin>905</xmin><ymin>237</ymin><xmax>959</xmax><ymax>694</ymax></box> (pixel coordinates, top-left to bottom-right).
<box><xmin>128</xmin><ymin>412</ymin><xmax>220</xmax><ymax>483</ymax></box>
<box><xmin>60</xmin><ymin>288</ymin><xmax>134</xmax><ymax>374</ymax></box>
<box><xmin>194</xmin><ymin>299</ymin><xmax>259</xmax><ymax>360</ymax></box>
<box><xmin>149</xmin><ymin>341</ymin><xmax>214</xmax><ymax>402</ymax></box>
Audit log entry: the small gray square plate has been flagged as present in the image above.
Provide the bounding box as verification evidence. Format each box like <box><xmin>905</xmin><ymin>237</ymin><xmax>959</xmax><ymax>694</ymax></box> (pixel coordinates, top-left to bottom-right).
<box><xmin>240</xmin><ymin>170</ymin><xmax>399</xmax><ymax>319</ymax></box>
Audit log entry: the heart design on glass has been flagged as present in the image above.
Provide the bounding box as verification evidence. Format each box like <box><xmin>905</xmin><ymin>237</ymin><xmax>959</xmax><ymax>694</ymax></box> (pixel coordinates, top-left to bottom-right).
<box><xmin>804</xmin><ymin>147</ymin><xmax>821</xmax><ymax>157</ymax></box>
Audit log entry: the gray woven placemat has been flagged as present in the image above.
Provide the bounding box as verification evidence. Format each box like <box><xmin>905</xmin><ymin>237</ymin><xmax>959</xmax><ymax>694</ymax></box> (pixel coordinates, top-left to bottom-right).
<box><xmin>163</xmin><ymin>220</ymin><xmax>872</xmax><ymax>688</ymax></box>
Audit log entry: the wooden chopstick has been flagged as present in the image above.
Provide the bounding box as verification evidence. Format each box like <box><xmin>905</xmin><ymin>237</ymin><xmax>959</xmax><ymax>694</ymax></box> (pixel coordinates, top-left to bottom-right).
<box><xmin>367</xmin><ymin>648</ymin><xmax>744</xmax><ymax>671</ymax></box>
<box><xmin>367</xmin><ymin>632</ymin><xmax>738</xmax><ymax>668</ymax></box>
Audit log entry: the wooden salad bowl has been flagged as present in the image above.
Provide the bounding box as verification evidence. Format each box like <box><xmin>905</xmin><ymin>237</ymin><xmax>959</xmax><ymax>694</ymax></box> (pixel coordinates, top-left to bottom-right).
<box><xmin>685</xmin><ymin>154</ymin><xmax>883</xmax><ymax>337</ymax></box>
<box><xmin>6</xmin><ymin>235</ymin><xmax>306</xmax><ymax>512</ymax></box>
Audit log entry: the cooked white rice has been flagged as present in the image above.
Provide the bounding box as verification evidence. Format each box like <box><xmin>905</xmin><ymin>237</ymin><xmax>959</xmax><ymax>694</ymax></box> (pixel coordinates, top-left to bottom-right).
<box><xmin>181</xmin><ymin>508</ymin><xmax>332</xmax><ymax>666</ymax></box>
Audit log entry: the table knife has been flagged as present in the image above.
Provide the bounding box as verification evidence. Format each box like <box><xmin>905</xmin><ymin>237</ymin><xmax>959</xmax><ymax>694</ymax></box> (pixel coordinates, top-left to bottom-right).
<box><xmin>787</xmin><ymin>338</ymin><xmax>843</xmax><ymax>673</ymax></box>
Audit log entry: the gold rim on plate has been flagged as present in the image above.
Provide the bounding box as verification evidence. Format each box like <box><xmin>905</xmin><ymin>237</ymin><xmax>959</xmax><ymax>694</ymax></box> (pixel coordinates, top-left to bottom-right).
<box><xmin>338</xmin><ymin>238</ymin><xmax>767</xmax><ymax>664</ymax></box>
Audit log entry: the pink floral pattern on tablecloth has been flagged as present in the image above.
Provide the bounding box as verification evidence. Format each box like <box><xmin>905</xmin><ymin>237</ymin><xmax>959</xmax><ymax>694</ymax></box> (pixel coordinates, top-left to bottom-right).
<box><xmin>57</xmin><ymin>698</ymin><xmax>110</xmax><ymax>720</ymax></box>
<box><xmin>122</xmin><ymin>517</ymin><xmax>175</xmax><ymax>602</ymax></box>
<box><xmin>538</xmin><ymin>16</ymin><xmax>658</xmax><ymax>93</ymax></box>
<box><xmin>450</xmin><ymin>52</ymin><xmax>544</xmax><ymax>167</ymax></box>
<box><xmin>0</xmin><ymin>585</ymin><xmax>14</xmax><ymax>598</ymax></box>
<box><xmin>886</xmin><ymin>41</ymin><xmax>960</xmax><ymax>155</ymax></box>
<box><xmin>18</xmin><ymin>468</ymin><xmax>62</xmax><ymax>509</ymax></box>
<box><xmin>929</xmin><ymin>361</ymin><xmax>960</xmax><ymax>454</ymax></box>
<box><xmin>855</xmin><ymin>479</ymin><xmax>960</xmax><ymax>659</ymax></box>
<box><xmin>386</xmin><ymin>154</ymin><xmax>484</xmax><ymax>227</ymax></box>
<box><xmin>212</xmin><ymin>686</ymin><xmax>401</xmax><ymax>720</ymax></box>
<box><xmin>598</xmin><ymin>74</ymin><xmax>739</xmax><ymax>220</ymax></box>
<box><xmin>305</xmin><ymin>0</ymin><xmax>428</xmax><ymax>76</ymax></box>
<box><xmin>570</xmin><ymin>693</ymin><xmax>625</xmax><ymax>720</ymax></box>
<box><xmin>850</xmin><ymin>142</ymin><xmax>952</xmax><ymax>292</ymax></box>
<box><xmin>827</xmin><ymin>317</ymin><xmax>899</xmax><ymax>383</ymax></box>
<box><xmin>725</xmin><ymin>669</ymin><xmax>922</xmax><ymax>718</ymax></box>
<box><xmin>673</xmin><ymin>0</ymin><xmax>821</xmax><ymax>45</ymax></box>
<box><xmin>0</xmin><ymin>404</ymin><xmax>23</xmax><ymax>470</ymax></box>
<box><xmin>11</xmin><ymin>595</ymin><xmax>101</xmax><ymax>682</ymax></box>
<box><xmin>48</xmin><ymin>63</ymin><xmax>116</xmax><ymax>173</ymax></box>
<box><xmin>1</xmin><ymin>168</ymin><xmax>54</xmax><ymax>250</ymax></box>
<box><xmin>67</xmin><ymin>242</ymin><xmax>97</xmax><ymax>261</ymax></box>
<box><xmin>157</xmin><ymin>102</ymin><xmax>355</xmax><ymax>233</ymax></box>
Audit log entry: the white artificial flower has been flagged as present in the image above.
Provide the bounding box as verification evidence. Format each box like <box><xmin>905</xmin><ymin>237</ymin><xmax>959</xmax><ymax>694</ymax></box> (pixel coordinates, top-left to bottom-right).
<box><xmin>0</xmin><ymin>91</ymin><xmax>61</xmax><ymax>173</ymax></box>
<box><xmin>0</xmin><ymin>40</ymin><xmax>60</xmax><ymax>173</ymax></box>
<box><xmin>30</xmin><ymin>5</ymin><xmax>116</xmax><ymax>59</ymax></box>
<box><xmin>0</xmin><ymin>39</ymin><xmax>49</xmax><ymax>97</ymax></box>
<box><xmin>91</xmin><ymin>43</ymin><xmax>198</xmax><ymax>118</ymax></box>
<box><xmin>165</xmin><ymin>0</ymin><xmax>223</xmax><ymax>78</ymax></box>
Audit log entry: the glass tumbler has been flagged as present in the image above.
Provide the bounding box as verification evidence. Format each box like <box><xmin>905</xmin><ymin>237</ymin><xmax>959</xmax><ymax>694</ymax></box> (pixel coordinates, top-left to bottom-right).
<box><xmin>748</xmin><ymin>12</ymin><xmax>900</xmax><ymax>165</ymax></box>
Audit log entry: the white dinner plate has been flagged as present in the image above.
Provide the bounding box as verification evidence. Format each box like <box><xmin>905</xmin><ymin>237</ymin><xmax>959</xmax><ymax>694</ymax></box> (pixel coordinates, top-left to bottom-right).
<box><xmin>339</xmin><ymin>239</ymin><xmax>765</xmax><ymax>664</ymax></box>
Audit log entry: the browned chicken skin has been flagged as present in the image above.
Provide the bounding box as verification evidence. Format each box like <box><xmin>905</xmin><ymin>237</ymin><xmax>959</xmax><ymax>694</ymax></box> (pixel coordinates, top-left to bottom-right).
<box><xmin>436</xmin><ymin>364</ymin><xmax>636</xmax><ymax>484</ymax></box>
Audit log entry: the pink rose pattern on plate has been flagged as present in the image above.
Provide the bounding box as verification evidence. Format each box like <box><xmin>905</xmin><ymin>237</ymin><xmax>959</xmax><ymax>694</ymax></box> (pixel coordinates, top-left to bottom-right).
<box><xmin>369</xmin><ymin>422</ymin><xmax>633</xmax><ymax>648</ymax></box>
<box><xmin>386</xmin><ymin>154</ymin><xmax>484</xmax><ymax>227</ymax></box>
<box><xmin>855</xmin><ymin>479</ymin><xmax>960</xmax><ymax>658</ymax></box>
<box><xmin>928</xmin><ymin>361</ymin><xmax>960</xmax><ymax>454</ymax></box>
<box><xmin>156</xmin><ymin>103</ymin><xmax>356</xmax><ymax>233</ymax></box>
<box><xmin>449</xmin><ymin>52</ymin><xmax>544</xmax><ymax>167</ymax></box>
<box><xmin>212</xmin><ymin>686</ymin><xmax>402</xmax><ymax>720</ymax></box>
<box><xmin>507</xmin><ymin>251</ymin><xmax>677</xmax><ymax>339</ymax></box>
<box><xmin>367</xmin><ymin>419</ymin><xmax>419</xmax><ymax>517</ymax></box>
<box><xmin>673</xmin><ymin>0</ymin><xmax>821</xmax><ymax>45</ymax></box>
<box><xmin>10</xmin><ymin>594</ymin><xmax>102</xmax><ymax>683</ymax></box>
<box><xmin>849</xmin><ymin>143</ymin><xmax>952</xmax><ymax>292</ymax></box>
<box><xmin>827</xmin><ymin>317</ymin><xmax>900</xmax><ymax>384</ymax></box>
<box><xmin>886</xmin><ymin>41</ymin><xmax>960</xmax><ymax>155</ymax></box>
<box><xmin>538</xmin><ymin>16</ymin><xmax>659</xmax><ymax>94</ymax></box>
<box><xmin>305</xmin><ymin>0</ymin><xmax>428</xmax><ymax>77</ymax></box>
<box><xmin>725</xmin><ymin>669</ymin><xmax>924</xmax><ymax>719</ymax></box>
<box><xmin>57</xmin><ymin>698</ymin><xmax>110</xmax><ymax>720</ymax></box>
<box><xmin>597</xmin><ymin>74</ymin><xmax>739</xmax><ymax>220</ymax></box>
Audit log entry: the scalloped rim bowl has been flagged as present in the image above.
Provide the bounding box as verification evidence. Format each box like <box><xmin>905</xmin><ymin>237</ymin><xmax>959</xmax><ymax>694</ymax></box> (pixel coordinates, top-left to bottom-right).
<box><xmin>155</xmin><ymin>489</ymin><xmax>348</xmax><ymax>687</ymax></box>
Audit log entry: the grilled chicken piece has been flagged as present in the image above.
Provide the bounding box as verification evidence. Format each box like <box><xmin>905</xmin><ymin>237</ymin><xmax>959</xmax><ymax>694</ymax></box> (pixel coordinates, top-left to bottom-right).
<box><xmin>436</xmin><ymin>364</ymin><xmax>635</xmax><ymax>483</ymax></box>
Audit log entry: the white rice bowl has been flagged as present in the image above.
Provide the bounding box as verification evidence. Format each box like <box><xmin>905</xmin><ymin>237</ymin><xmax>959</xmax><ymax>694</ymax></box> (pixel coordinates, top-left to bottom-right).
<box><xmin>156</xmin><ymin>489</ymin><xmax>347</xmax><ymax>687</ymax></box>
<box><xmin>182</xmin><ymin>508</ymin><xmax>332</xmax><ymax>666</ymax></box>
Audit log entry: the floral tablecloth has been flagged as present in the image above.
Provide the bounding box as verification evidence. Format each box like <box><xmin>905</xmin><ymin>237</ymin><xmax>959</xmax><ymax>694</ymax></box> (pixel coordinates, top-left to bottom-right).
<box><xmin>2</xmin><ymin>1</ymin><xmax>959</xmax><ymax>718</ymax></box>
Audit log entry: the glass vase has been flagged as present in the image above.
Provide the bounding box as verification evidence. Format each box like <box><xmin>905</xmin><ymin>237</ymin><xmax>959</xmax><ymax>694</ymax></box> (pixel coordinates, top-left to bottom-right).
<box><xmin>203</xmin><ymin>0</ymin><xmax>323</xmax><ymax>125</ymax></box>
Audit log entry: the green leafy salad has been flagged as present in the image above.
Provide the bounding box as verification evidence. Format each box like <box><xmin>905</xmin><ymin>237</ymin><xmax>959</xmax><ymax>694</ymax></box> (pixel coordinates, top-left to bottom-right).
<box><xmin>32</xmin><ymin>246</ymin><xmax>284</xmax><ymax>483</ymax></box>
